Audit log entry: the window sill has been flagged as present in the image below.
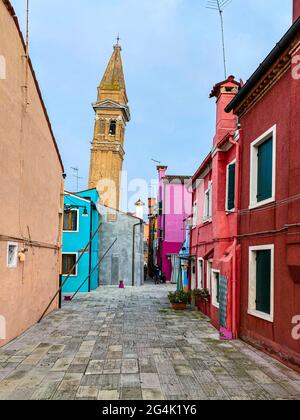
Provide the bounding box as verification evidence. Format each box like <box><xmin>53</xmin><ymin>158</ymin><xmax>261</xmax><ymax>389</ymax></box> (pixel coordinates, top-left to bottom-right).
<box><xmin>248</xmin><ymin>309</ymin><xmax>274</xmax><ymax>323</ymax></box>
<box><xmin>226</xmin><ymin>209</ymin><xmax>235</xmax><ymax>215</ymax></box>
<box><xmin>212</xmin><ymin>302</ymin><xmax>220</xmax><ymax>309</ymax></box>
<box><xmin>62</xmin><ymin>274</ymin><xmax>77</xmax><ymax>277</ymax></box>
<box><xmin>249</xmin><ymin>197</ymin><xmax>275</xmax><ymax>210</ymax></box>
<box><xmin>203</xmin><ymin>218</ymin><xmax>212</xmax><ymax>225</ymax></box>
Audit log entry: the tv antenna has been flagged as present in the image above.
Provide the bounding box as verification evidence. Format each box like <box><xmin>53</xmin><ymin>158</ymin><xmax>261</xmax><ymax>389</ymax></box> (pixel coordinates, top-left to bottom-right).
<box><xmin>151</xmin><ymin>158</ymin><xmax>161</xmax><ymax>165</ymax></box>
<box><xmin>206</xmin><ymin>0</ymin><xmax>232</xmax><ymax>79</ymax></box>
<box><xmin>70</xmin><ymin>167</ymin><xmax>83</xmax><ymax>192</ymax></box>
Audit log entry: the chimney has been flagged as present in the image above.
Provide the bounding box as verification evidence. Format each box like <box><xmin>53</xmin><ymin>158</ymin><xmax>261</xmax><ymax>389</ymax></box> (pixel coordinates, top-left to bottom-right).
<box><xmin>293</xmin><ymin>0</ymin><xmax>300</xmax><ymax>22</ymax></box>
<box><xmin>135</xmin><ymin>199</ymin><xmax>145</xmax><ymax>220</ymax></box>
<box><xmin>210</xmin><ymin>75</ymin><xmax>241</xmax><ymax>147</ymax></box>
<box><xmin>157</xmin><ymin>165</ymin><xmax>168</xmax><ymax>181</ymax></box>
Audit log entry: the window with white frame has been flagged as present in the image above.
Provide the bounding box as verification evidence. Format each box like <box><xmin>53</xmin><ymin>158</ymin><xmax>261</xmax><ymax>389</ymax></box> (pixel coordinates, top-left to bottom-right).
<box><xmin>198</xmin><ymin>258</ymin><xmax>204</xmax><ymax>289</ymax></box>
<box><xmin>63</xmin><ymin>209</ymin><xmax>79</xmax><ymax>232</ymax></box>
<box><xmin>203</xmin><ymin>181</ymin><xmax>212</xmax><ymax>221</ymax></box>
<box><xmin>250</xmin><ymin>125</ymin><xmax>276</xmax><ymax>209</ymax></box>
<box><xmin>7</xmin><ymin>242</ymin><xmax>18</xmax><ymax>268</ymax></box>
<box><xmin>226</xmin><ymin>160</ymin><xmax>236</xmax><ymax>212</ymax></box>
<box><xmin>62</xmin><ymin>253</ymin><xmax>78</xmax><ymax>276</ymax></box>
<box><xmin>212</xmin><ymin>270</ymin><xmax>220</xmax><ymax>308</ymax></box>
<box><xmin>206</xmin><ymin>259</ymin><xmax>213</xmax><ymax>292</ymax></box>
<box><xmin>192</xmin><ymin>201</ymin><xmax>198</xmax><ymax>228</ymax></box>
<box><xmin>248</xmin><ymin>245</ymin><xmax>274</xmax><ymax>322</ymax></box>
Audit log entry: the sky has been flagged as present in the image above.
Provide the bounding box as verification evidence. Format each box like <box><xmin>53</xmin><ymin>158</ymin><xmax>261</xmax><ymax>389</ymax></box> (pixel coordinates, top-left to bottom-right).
<box><xmin>12</xmin><ymin>0</ymin><xmax>292</xmax><ymax>211</ymax></box>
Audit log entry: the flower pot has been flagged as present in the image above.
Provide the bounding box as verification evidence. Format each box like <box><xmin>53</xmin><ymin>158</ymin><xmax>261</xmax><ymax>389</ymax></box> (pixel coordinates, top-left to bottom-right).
<box><xmin>171</xmin><ymin>303</ymin><xmax>187</xmax><ymax>311</ymax></box>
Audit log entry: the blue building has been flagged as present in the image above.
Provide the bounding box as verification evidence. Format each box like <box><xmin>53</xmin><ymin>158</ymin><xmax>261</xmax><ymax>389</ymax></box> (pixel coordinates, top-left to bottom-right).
<box><xmin>62</xmin><ymin>188</ymin><xmax>99</xmax><ymax>293</ymax></box>
<box><xmin>178</xmin><ymin>217</ymin><xmax>192</xmax><ymax>291</ymax></box>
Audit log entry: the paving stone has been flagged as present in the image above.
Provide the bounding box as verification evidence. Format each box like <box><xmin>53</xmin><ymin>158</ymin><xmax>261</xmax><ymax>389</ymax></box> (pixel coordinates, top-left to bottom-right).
<box><xmin>142</xmin><ymin>389</ymin><xmax>164</xmax><ymax>400</ymax></box>
<box><xmin>51</xmin><ymin>357</ymin><xmax>74</xmax><ymax>372</ymax></box>
<box><xmin>76</xmin><ymin>386</ymin><xmax>98</xmax><ymax>399</ymax></box>
<box><xmin>121</xmin><ymin>374</ymin><xmax>141</xmax><ymax>388</ymax></box>
<box><xmin>0</xmin><ymin>284</ymin><xmax>299</xmax><ymax>401</ymax></box>
<box><xmin>140</xmin><ymin>373</ymin><xmax>161</xmax><ymax>389</ymax></box>
<box><xmin>120</xmin><ymin>387</ymin><xmax>142</xmax><ymax>400</ymax></box>
<box><xmin>121</xmin><ymin>359</ymin><xmax>139</xmax><ymax>374</ymax></box>
<box><xmin>98</xmin><ymin>390</ymin><xmax>120</xmax><ymax>400</ymax></box>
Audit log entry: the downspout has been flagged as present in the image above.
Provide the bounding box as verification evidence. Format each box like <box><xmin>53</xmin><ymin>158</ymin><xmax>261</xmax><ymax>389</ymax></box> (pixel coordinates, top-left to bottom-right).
<box><xmin>132</xmin><ymin>221</ymin><xmax>143</xmax><ymax>286</ymax></box>
<box><xmin>229</xmin><ymin>131</ymin><xmax>241</xmax><ymax>339</ymax></box>
<box><xmin>88</xmin><ymin>201</ymin><xmax>94</xmax><ymax>293</ymax></box>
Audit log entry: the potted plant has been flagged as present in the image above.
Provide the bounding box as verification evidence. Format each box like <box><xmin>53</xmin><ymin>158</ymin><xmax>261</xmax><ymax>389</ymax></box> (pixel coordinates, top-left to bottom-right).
<box><xmin>168</xmin><ymin>291</ymin><xmax>190</xmax><ymax>310</ymax></box>
<box><xmin>192</xmin><ymin>288</ymin><xmax>211</xmax><ymax>316</ymax></box>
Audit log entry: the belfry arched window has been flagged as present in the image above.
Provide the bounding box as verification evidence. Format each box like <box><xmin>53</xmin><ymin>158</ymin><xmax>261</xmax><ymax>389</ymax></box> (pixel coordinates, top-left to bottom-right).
<box><xmin>109</xmin><ymin>120</ymin><xmax>117</xmax><ymax>136</ymax></box>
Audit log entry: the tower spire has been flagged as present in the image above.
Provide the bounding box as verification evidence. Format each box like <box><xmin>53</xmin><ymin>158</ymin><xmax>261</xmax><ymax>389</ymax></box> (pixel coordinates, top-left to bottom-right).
<box><xmin>88</xmin><ymin>43</ymin><xmax>131</xmax><ymax>209</ymax></box>
<box><xmin>98</xmin><ymin>42</ymin><xmax>127</xmax><ymax>104</ymax></box>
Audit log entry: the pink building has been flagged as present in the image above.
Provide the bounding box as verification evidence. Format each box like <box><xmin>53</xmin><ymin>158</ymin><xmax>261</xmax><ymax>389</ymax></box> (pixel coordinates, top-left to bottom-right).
<box><xmin>157</xmin><ymin>166</ymin><xmax>192</xmax><ymax>281</ymax></box>
<box><xmin>0</xmin><ymin>1</ymin><xmax>64</xmax><ymax>347</ymax></box>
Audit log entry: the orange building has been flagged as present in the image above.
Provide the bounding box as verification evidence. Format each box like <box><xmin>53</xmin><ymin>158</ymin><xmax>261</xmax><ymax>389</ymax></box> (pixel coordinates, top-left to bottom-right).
<box><xmin>0</xmin><ymin>1</ymin><xmax>64</xmax><ymax>346</ymax></box>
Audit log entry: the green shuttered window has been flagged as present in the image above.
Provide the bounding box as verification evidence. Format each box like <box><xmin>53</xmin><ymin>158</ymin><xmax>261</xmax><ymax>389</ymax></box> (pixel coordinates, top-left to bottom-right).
<box><xmin>256</xmin><ymin>250</ymin><xmax>271</xmax><ymax>315</ymax></box>
<box><xmin>257</xmin><ymin>137</ymin><xmax>273</xmax><ymax>202</ymax></box>
<box><xmin>227</xmin><ymin>162</ymin><xmax>236</xmax><ymax>211</ymax></box>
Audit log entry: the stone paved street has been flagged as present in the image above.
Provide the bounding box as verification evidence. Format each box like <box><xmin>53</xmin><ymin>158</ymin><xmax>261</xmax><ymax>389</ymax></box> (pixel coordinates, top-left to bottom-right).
<box><xmin>0</xmin><ymin>284</ymin><xmax>300</xmax><ymax>400</ymax></box>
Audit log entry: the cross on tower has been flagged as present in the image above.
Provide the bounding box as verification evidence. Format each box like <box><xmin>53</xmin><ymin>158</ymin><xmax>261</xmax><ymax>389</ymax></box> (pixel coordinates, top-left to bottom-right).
<box><xmin>116</xmin><ymin>34</ymin><xmax>121</xmax><ymax>46</ymax></box>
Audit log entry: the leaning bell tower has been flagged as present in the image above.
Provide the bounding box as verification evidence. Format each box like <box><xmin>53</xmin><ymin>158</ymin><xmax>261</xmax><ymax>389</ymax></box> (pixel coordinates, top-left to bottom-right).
<box><xmin>88</xmin><ymin>40</ymin><xmax>130</xmax><ymax>209</ymax></box>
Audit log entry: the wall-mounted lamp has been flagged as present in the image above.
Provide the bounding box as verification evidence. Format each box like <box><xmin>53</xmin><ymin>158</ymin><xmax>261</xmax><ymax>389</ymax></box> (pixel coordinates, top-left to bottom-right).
<box><xmin>64</xmin><ymin>204</ymin><xmax>89</xmax><ymax>217</ymax></box>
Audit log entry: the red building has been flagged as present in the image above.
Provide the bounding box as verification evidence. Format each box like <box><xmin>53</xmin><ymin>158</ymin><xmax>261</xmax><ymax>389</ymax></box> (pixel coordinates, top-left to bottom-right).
<box><xmin>225</xmin><ymin>0</ymin><xmax>300</xmax><ymax>370</ymax></box>
<box><xmin>190</xmin><ymin>76</ymin><xmax>241</xmax><ymax>339</ymax></box>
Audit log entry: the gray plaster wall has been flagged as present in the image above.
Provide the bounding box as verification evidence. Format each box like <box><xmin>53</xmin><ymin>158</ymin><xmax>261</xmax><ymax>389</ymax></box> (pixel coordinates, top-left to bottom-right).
<box><xmin>97</xmin><ymin>204</ymin><xmax>144</xmax><ymax>287</ymax></box>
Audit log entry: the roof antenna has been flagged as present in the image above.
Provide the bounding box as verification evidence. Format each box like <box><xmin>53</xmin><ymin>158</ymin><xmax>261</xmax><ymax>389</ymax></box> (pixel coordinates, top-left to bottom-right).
<box><xmin>71</xmin><ymin>167</ymin><xmax>83</xmax><ymax>192</ymax></box>
<box><xmin>206</xmin><ymin>0</ymin><xmax>232</xmax><ymax>79</ymax></box>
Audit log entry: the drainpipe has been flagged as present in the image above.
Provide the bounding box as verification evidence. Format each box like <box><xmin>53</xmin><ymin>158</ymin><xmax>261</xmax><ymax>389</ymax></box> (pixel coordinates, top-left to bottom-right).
<box><xmin>58</xmin><ymin>274</ymin><xmax>62</xmax><ymax>309</ymax></box>
<box><xmin>229</xmin><ymin>131</ymin><xmax>241</xmax><ymax>339</ymax></box>
<box><xmin>132</xmin><ymin>221</ymin><xmax>144</xmax><ymax>286</ymax></box>
<box><xmin>88</xmin><ymin>202</ymin><xmax>94</xmax><ymax>293</ymax></box>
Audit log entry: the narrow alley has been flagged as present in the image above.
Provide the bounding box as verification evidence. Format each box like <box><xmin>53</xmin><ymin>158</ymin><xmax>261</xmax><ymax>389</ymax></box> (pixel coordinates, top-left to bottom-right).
<box><xmin>0</xmin><ymin>284</ymin><xmax>299</xmax><ymax>400</ymax></box>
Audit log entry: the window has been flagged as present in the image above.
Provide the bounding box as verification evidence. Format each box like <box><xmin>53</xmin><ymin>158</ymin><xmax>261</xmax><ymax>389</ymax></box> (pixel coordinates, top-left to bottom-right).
<box><xmin>158</xmin><ymin>201</ymin><xmax>163</xmax><ymax>216</ymax></box>
<box><xmin>63</xmin><ymin>209</ymin><xmax>78</xmax><ymax>232</ymax></box>
<box><xmin>192</xmin><ymin>201</ymin><xmax>198</xmax><ymax>228</ymax></box>
<box><xmin>250</xmin><ymin>125</ymin><xmax>276</xmax><ymax>208</ymax></box>
<box><xmin>212</xmin><ymin>270</ymin><xmax>220</xmax><ymax>308</ymax></box>
<box><xmin>191</xmin><ymin>259</ymin><xmax>197</xmax><ymax>290</ymax></box>
<box><xmin>204</xmin><ymin>181</ymin><xmax>212</xmax><ymax>221</ymax></box>
<box><xmin>198</xmin><ymin>258</ymin><xmax>204</xmax><ymax>288</ymax></box>
<box><xmin>62</xmin><ymin>254</ymin><xmax>78</xmax><ymax>276</ymax></box>
<box><xmin>7</xmin><ymin>242</ymin><xmax>18</xmax><ymax>268</ymax></box>
<box><xmin>248</xmin><ymin>245</ymin><xmax>274</xmax><ymax>322</ymax></box>
<box><xmin>109</xmin><ymin>120</ymin><xmax>117</xmax><ymax>136</ymax></box>
<box><xmin>226</xmin><ymin>160</ymin><xmax>236</xmax><ymax>211</ymax></box>
<box><xmin>207</xmin><ymin>259</ymin><xmax>213</xmax><ymax>292</ymax></box>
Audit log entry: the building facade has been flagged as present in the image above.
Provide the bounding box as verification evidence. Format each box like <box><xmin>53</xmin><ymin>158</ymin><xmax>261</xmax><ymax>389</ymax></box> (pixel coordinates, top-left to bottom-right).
<box><xmin>97</xmin><ymin>204</ymin><xmax>144</xmax><ymax>287</ymax></box>
<box><xmin>62</xmin><ymin>189</ymin><xmax>99</xmax><ymax>294</ymax></box>
<box><xmin>147</xmin><ymin>198</ymin><xmax>158</xmax><ymax>278</ymax></box>
<box><xmin>190</xmin><ymin>76</ymin><xmax>241</xmax><ymax>338</ymax></box>
<box><xmin>88</xmin><ymin>42</ymin><xmax>130</xmax><ymax>210</ymax></box>
<box><xmin>225</xmin><ymin>1</ymin><xmax>300</xmax><ymax>369</ymax></box>
<box><xmin>0</xmin><ymin>0</ymin><xmax>64</xmax><ymax>346</ymax></box>
<box><xmin>157</xmin><ymin>166</ymin><xmax>192</xmax><ymax>281</ymax></box>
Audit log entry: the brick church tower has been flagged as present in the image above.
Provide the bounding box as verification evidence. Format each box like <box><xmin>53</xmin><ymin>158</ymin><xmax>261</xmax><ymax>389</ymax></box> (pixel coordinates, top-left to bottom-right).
<box><xmin>88</xmin><ymin>41</ymin><xmax>130</xmax><ymax>209</ymax></box>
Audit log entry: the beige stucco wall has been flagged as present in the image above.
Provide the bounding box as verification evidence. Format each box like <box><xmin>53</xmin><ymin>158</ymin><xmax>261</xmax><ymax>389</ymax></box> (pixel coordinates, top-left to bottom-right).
<box><xmin>0</xmin><ymin>1</ymin><xmax>64</xmax><ymax>347</ymax></box>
